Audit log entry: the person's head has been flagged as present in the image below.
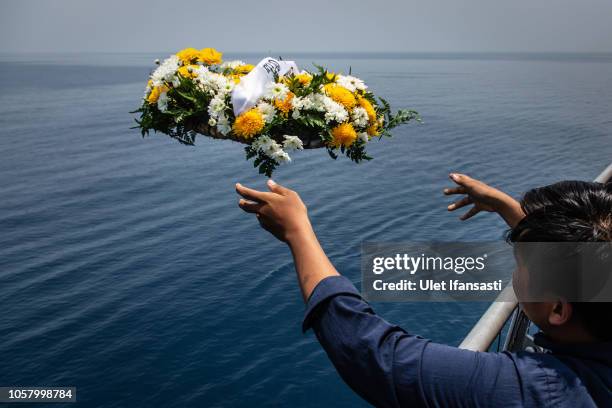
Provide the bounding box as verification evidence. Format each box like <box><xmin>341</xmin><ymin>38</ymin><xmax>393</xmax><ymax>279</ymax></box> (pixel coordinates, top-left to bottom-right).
<box><xmin>508</xmin><ymin>180</ymin><xmax>612</xmax><ymax>342</ymax></box>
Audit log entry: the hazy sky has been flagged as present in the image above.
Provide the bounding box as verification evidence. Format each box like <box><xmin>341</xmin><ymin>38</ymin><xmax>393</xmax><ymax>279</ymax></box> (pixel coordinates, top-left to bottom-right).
<box><xmin>1</xmin><ymin>0</ymin><xmax>611</xmax><ymax>53</ymax></box>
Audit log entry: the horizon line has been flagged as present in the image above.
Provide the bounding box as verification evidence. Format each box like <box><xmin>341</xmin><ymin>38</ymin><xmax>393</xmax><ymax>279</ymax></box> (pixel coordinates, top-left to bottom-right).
<box><xmin>1</xmin><ymin>50</ymin><xmax>612</xmax><ymax>55</ymax></box>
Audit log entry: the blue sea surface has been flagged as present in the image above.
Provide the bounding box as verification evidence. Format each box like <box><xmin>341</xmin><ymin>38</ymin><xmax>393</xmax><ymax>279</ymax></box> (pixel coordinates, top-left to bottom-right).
<box><xmin>0</xmin><ymin>52</ymin><xmax>611</xmax><ymax>407</ymax></box>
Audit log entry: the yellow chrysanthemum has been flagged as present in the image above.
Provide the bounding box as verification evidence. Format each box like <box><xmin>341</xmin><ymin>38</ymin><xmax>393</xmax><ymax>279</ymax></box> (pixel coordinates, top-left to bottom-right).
<box><xmin>324</xmin><ymin>84</ymin><xmax>356</xmax><ymax>109</ymax></box>
<box><xmin>147</xmin><ymin>85</ymin><xmax>168</xmax><ymax>104</ymax></box>
<box><xmin>331</xmin><ymin>123</ymin><xmax>357</xmax><ymax>147</ymax></box>
<box><xmin>176</xmin><ymin>48</ymin><xmax>200</xmax><ymax>64</ymax></box>
<box><xmin>233</xmin><ymin>108</ymin><xmax>265</xmax><ymax>139</ymax></box>
<box><xmin>358</xmin><ymin>96</ymin><xmax>377</xmax><ymax>123</ymax></box>
<box><xmin>326</xmin><ymin>71</ymin><xmax>337</xmax><ymax>82</ymax></box>
<box><xmin>235</xmin><ymin>64</ymin><xmax>254</xmax><ymax>74</ymax></box>
<box><xmin>178</xmin><ymin>65</ymin><xmax>198</xmax><ymax>78</ymax></box>
<box><xmin>295</xmin><ymin>72</ymin><xmax>312</xmax><ymax>86</ymax></box>
<box><xmin>198</xmin><ymin>48</ymin><xmax>223</xmax><ymax>65</ymax></box>
<box><xmin>274</xmin><ymin>92</ymin><xmax>294</xmax><ymax>115</ymax></box>
<box><xmin>366</xmin><ymin>123</ymin><xmax>380</xmax><ymax>137</ymax></box>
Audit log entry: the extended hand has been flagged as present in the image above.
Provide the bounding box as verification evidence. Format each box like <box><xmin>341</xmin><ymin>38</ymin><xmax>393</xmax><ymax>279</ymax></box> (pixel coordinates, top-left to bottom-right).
<box><xmin>444</xmin><ymin>173</ymin><xmax>525</xmax><ymax>227</ymax></box>
<box><xmin>236</xmin><ymin>180</ymin><xmax>312</xmax><ymax>243</ymax></box>
<box><xmin>236</xmin><ymin>180</ymin><xmax>338</xmax><ymax>301</ymax></box>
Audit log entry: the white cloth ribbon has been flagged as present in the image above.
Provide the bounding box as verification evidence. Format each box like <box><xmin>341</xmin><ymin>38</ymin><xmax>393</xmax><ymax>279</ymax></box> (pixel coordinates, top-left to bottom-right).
<box><xmin>231</xmin><ymin>57</ymin><xmax>299</xmax><ymax>116</ymax></box>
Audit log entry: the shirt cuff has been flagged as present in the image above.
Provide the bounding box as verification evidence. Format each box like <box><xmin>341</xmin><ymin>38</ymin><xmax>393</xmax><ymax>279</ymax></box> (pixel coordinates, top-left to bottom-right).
<box><xmin>302</xmin><ymin>275</ymin><xmax>362</xmax><ymax>333</ymax></box>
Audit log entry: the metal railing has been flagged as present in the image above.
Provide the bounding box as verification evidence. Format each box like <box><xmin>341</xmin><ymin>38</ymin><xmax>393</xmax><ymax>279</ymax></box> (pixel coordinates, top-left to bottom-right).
<box><xmin>459</xmin><ymin>162</ymin><xmax>612</xmax><ymax>352</ymax></box>
<box><xmin>595</xmin><ymin>163</ymin><xmax>612</xmax><ymax>183</ymax></box>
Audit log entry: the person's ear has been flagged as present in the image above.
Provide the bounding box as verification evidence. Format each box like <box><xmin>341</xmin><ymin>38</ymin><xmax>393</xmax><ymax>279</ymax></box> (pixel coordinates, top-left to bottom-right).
<box><xmin>548</xmin><ymin>300</ymin><xmax>573</xmax><ymax>326</ymax></box>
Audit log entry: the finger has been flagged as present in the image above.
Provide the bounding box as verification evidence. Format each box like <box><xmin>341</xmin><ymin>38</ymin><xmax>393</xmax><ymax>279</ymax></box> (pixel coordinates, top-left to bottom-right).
<box><xmin>448</xmin><ymin>196</ymin><xmax>473</xmax><ymax>211</ymax></box>
<box><xmin>443</xmin><ymin>186</ymin><xmax>467</xmax><ymax>195</ymax></box>
<box><xmin>460</xmin><ymin>206</ymin><xmax>481</xmax><ymax>221</ymax></box>
<box><xmin>267</xmin><ymin>179</ymin><xmax>291</xmax><ymax>195</ymax></box>
<box><xmin>235</xmin><ymin>183</ymin><xmax>272</xmax><ymax>202</ymax></box>
<box><xmin>238</xmin><ymin>199</ymin><xmax>263</xmax><ymax>214</ymax></box>
<box><xmin>449</xmin><ymin>173</ymin><xmax>473</xmax><ymax>187</ymax></box>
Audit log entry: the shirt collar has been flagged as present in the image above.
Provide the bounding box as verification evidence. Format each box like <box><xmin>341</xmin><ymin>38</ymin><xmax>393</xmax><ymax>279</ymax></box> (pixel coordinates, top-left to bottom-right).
<box><xmin>533</xmin><ymin>332</ymin><xmax>612</xmax><ymax>365</ymax></box>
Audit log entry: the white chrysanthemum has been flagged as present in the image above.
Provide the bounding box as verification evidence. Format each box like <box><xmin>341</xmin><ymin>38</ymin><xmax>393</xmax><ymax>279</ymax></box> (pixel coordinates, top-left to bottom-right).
<box><xmin>291</xmin><ymin>95</ymin><xmax>309</xmax><ymax>110</ymax></box>
<box><xmin>251</xmin><ymin>135</ymin><xmax>271</xmax><ymax>150</ymax></box>
<box><xmin>358</xmin><ymin>132</ymin><xmax>369</xmax><ymax>144</ymax></box>
<box><xmin>291</xmin><ymin>93</ymin><xmax>327</xmax><ymax>112</ymax></box>
<box><xmin>336</xmin><ymin>74</ymin><xmax>367</xmax><ymax>92</ymax></box>
<box><xmin>283</xmin><ymin>135</ymin><xmax>303</xmax><ymax>151</ymax></box>
<box><xmin>252</xmin><ymin>135</ymin><xmax>282</xmax><ymax>156</ymax></box>
<box><xmin>207</xmin><ymin>96</ymin><xmax>226</xmax><ymax>119</ymax></box>
<box><xmin>309</xmin><ymin>94</ymin><xmax>324</xmax><ymax>111</ymax></box>
<box><xmin>251</xmin><ymin>136</ymin><xmax>293</xmax><ymax>164</ymax></box>
<box><xmin>194</xmin><ymin>65</ymin><xmax>210</xmax><ymax>79</ymax></box>
<box><xmin>157</xmin><ymin>91</ymin><xmax>169</xmax><ymax>112</ymax></box>
<box><xmin>208</xmin><ymin>118</ymin><xmax>217</xmax><ymax>127</ymax></box>
<box><xmin>212</xmin><ymin>75</ymin><xmax>230</xmax><ymax>91</ymax></box>
<box><xmin>220</xmin><ymin>60</ymin><xmax>246</xmax><ymax>70</ymax></box>
<box><xmin>271</xmin><ymin>149</ymin><xmax>291</xmax><ymax>164</ymax></box>
<box><xmin>264</xmin><ymin>142</ymin><xmax>282</xmax><ymax>156</ymax></box>
<box><xmin>220</xmin><ymin>79</ymin><xmax>235</xmax><ymax>95</ymax></box>
<box><xmin>290</xmin><ymin>92</ymin><xmax>347</xmax><ymax>123</ymax></box>
<box><xmin>206</xmin><ymin>72</ymin><xmax>232</xmax><ymax>95</ymax></box>
<box><xmin>195</xmin><ymin>68</ymin><xmax>228</xmax><ymax>94</ymax></box>
<box><xmin>321</xmin><ymin>96</ymin><xmax>349</xmax><ymax>123</ymax></box>
<box><xmin>264</xmin><ymin>82</ymin><xmax>289</xmax><ymax>101</ymax></box>
<box><xmin>216</xmin><ymin>114</ymin><xmax>231</xmax><ymax>135</ymax></box>
<box><xmin>252</xmin><ymin>135</ymin><xmax>275</xmax><ymax>153</ymax></box>
<box><xmin>290</xmin><ymin>96</ymin><xmax>304</xmax><ymax>110</ymax></box>
<box><xmin>150</xmin><ymin>55</ymin><xmax>180</xmax><ymax>87</ymax></box>
<box><xmin>351</xmin><ymin>107</ymin><xmax>369</xmax><ymax>128</ymax></box>
<box><xmin>311</xmin><ymin>94</ymin><xmax>329</xmax><ymax>112</ymax></box>
<box><xmin>325</xmin><ymin>108</ymin><xmax>348</xmax><ymax>123</ymax></box>
<box><xmin>257</xmin><ymin>102</ymin><xmax>276</xmax><ymax>123</ymax></box>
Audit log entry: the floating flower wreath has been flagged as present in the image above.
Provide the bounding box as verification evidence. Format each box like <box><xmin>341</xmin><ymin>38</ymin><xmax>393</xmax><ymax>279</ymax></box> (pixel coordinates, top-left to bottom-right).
<box><xmin>133</xmin><ymin>48</ymin><xmax>420</xmax><ymax>176</ymax></box>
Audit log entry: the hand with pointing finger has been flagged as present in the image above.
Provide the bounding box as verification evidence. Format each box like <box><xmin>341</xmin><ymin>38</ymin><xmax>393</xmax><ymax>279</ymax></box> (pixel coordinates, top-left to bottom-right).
<box><xmin>444</xmin><ymin>173</ymin><xmax>525</xmax><ymax>227</ymax></box>
<box><xmin>235</xmin><ymin>180</ymin><xmax>339</xmax><ymax>301</ymax></box>
<box><xmin>236</xmin><ymin>179</ymin><xmax>312</xmax><ymax>243</ymax></box>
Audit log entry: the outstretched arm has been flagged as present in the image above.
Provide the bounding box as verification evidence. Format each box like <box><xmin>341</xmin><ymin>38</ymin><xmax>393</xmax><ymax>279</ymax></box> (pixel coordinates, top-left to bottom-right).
<box><xmin>235</xmin><ymin>178</ymin><xmax>524</xmax><ymax>408</ymax></box>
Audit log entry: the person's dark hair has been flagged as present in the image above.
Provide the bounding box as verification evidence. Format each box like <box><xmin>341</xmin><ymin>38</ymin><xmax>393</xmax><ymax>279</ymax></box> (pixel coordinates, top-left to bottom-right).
<box><xmin>507</xmin><ymin>180</ymin><xmax>612</xmax><ymax>341</ymax></box>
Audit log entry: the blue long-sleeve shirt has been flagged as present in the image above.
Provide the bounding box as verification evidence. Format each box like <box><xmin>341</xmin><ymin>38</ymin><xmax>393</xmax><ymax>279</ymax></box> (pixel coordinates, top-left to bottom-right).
<box><xmin>303</xmin><ymin>276</ymin><xmax>612</xmax><ymax>407</ymax></box>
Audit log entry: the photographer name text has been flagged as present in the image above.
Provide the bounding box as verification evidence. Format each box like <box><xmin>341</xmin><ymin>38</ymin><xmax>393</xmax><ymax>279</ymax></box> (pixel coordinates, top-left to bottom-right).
<box><xmin>372</xmin><ymin>279</ymin><xmax>503</xmax><ymax>292</ymax></box>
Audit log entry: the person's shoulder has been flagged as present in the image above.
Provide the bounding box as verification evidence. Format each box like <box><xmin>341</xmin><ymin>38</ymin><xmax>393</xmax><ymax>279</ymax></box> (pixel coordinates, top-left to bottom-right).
<box><xmin>510</xmin><ymin>349</ymin><xmax>569</xmax><ymax>377</ymax></box>
<box><xmin>509</xmin><ymin>350</ymin><xmax>599</xmax><ymax>407</ymax></box>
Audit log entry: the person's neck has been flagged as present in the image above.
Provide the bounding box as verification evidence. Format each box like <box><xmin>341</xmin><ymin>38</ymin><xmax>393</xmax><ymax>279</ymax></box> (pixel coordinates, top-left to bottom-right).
<box><xmin>544</xmin><ymin>327</ymin><xmax>599</xmax><ymax>344</ymax></box>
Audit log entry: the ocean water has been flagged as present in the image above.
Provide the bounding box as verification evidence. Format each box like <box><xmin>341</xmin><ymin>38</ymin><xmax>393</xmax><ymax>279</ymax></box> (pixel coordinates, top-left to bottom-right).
<box><xmin>0</xmin><ymin>52</ymin><xmax>611</xmax><ymax>407</ymax></box>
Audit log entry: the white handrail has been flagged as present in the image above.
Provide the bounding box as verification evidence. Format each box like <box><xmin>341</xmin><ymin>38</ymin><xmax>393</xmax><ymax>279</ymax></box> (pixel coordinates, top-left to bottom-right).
<box><xmin>594</xmin><ymin>163</ymin><xmax>612</xmax><ymax>183</ymax></box>
<box><xmin>459</xmin><ymin>285</ymin><xmax>517</xmax><ymax>351</ymax></box>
